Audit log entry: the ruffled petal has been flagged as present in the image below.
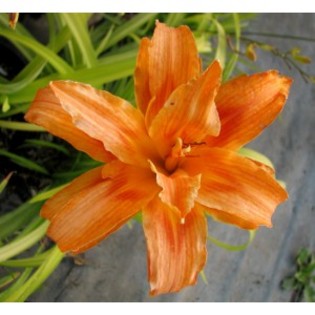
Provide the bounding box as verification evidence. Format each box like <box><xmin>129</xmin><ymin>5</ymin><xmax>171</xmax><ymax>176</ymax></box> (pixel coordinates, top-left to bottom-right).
<box><xmin>134</xmin><ymin>38</ymin><xmax>151</xmax><ymax>114</ymax></box>
<box><xmin>141</xmin><ymin>22</ymin><xmax>201</xmax><ymax>126</ymax></box>
<box><xmin>41</xmin><ymin>166</ymin><xmax>104</xmax><ymax>220</ymax></box>
<box><xmin>49</xmin><ymin>81</ymin><xmax>160</xmax><ymax>168</ymax></box>
<box><xmin>143</xmin><ymin>196</ymin><xmax>207</xmax><ymax>295</ymax></box>
<box><xmin>149</xmin><ymin>161</ymin><xmax>201</xmax><ymax>219</ymax></box>
<box><xmin>149</xmin><ymin>61</ymin><xmax>221</xmax><ymax>158</ymax></box>
<box><xmin>207</xmin><ymin>71</ymin><xmax>292</xmax><ymax>150</ymax></box>
<box><xmin>45</xmin><ymin>160</ymin><xmax>159</xmax><ymax>253</ymax></box>
<box><xmin>181</xmin><ymin>148</ymin><xmax>288</xmax><ymax>229</ymax></box>
<box><xmin>25</xmin><ymin>87</ymin><xmax>115</xmax><ymax>163</ymax></box>
<box><xmin>203</xmin><ymin>205</ymin><xmax>257</xmax><ymax>230</ymax></box>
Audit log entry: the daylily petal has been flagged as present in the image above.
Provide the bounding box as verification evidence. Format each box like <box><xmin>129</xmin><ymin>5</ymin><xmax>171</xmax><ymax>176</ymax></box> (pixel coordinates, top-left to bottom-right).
<box><xmin>206</xmin><ymin>71</ymin><xmax>292</xmax><ymax>150</ymax></box>
<box><xmin>181</xmin><ymin>148</ymin><xmax>288</xmax><ymax>229</ymax></box>
<box><xmin>41</xmin><ymin>166</ymin><xmax>104</xmax><ymax>220</ymax></box>
<box><xmin>49</xmin><ymin>81</ymin><xmax>160</xmax><ymax>168</ymax></box>
<box><xmin>134</xmin><ymin>37</ymin><xmax>151</xmax><ymax>114</ymax></box>
<box><xmin>46</xmin><ymin>160</ymin><xmax>159</xmax><ymax>253</ymax></box>
<box><xmin>203</xmin><ymin>205</ymin><xmax>258</xmax><ymax>230</ymax></box>
<box><xmin>149</xmin><ymin>60</ymin><xmax>221</xmax><ymax>158</ymax></box>
<box><xmin>143</xmin><ymin>196</ymin><xmax>207</xmax><ymax>295</ymax></box>
<box><xmin>25</xmin><ymin>87</ymin><xmax>115</xmax><ymax>162</ymax></box>
<box><xmin>142</xmin><ymin>22</ymin><xmax>201</xmax><ymax>126</ymax></box>
<box><xmin>149</xmin><ymin>161</ymin><xmax>201</xmax><ymax>219</ymax></box>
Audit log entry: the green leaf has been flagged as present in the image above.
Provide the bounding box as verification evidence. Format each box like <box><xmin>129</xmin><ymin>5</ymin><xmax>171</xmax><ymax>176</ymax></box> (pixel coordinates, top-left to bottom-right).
<box><xmin>238</xmin><ymin>147</ymin><xmax>274</xmax><ymax>168</ymax></box>
<box><xmin>95</xmin><ymin>24</ymin><xmax>115</xmax><ymax>57</ymax></box>
<box><xmin>3</xmin><ymin>245</ymin><xmax>64</xmax><ymax>302</ymax></box>
<box><xmin>293</xmin><ymin>55</ymin><xmax>312</xmax><ymax>64</ymax></box>
<box><xmin>290</xmin><ymin>47</ymin><xmax>301</xmax><ymax>56</ymax></box>
<box><xmin>0</xmin><ymin>13</ymin><xmax>34</xmax><ymax>61</ymax></box>
<box><xmin>245</xmin><ymin>43</ymin><xmax>257</xmax><ymax>61</ymax></box>
<box><xmin>165</xmin><ymin>13</ymin><xmax>187</xmax><ymax>27</ymax></box>
<box><xmin>61</xmin><ymin>14</ymin><xmax>97</xmax><ymax>68</ymax></box>
<box><xmin>0</xmin><ymin>172</ymin><xmax>14</xmax><ymax>194</ymax></box>
<box><xmin>0</xmin><ymin>26</ymin><xmax>72</xmax><ymax>95</ymax></box>
<box><xmin>281</xmin><ymin>277</ymin><xmax>297</xmax><ymax>290</ymax></box>
<box><xmin>2</xmin><ymin>96</ymin><xmax>10</xmax><ymax>112</ymax></box>
<box><xmin>4</xmin><ymin>47</ymin><xmax>137</xmax><ymax>105</ymax></box>
<box><xmin>0</xmin><ymin>149</ymin><xmax>48</xmax><ymax>175</ymax></box>
<box><xmin>0</xmin><ymin>104</ymin><xmax>29</xmax><ymax>119</ymax></box>
<box><xmin>0</xmin><ymin>221</ymin><xmax>49</xmax><ymax>263</ymax></box>
<box><xmin>28</xmin><ymin>184</ymin><xmax>68</xmax><ymax>204</ymax></box>
<box><xmin>304</xmin><ymin>286</ymin><xmax>315</xmax><ymax>302</ymax></box>
<box><xmin>13</xmin><ymin>216</ymin><xmax>45</xmax><ymax>241</ymax></box>
<box><xmin>0</xmin><ymin>120</ymin><xmax>45</xmax><ymax>132</ymax></box>
<box><xmin>100</xmin><ymin>13</ymin><xmax>157</xmax><ymax>52</ymax></box>
<box><xmin>295</xmin><ymin>271</ymin><xmax>309</xmax><ymax>283</ymax></box>
<box><xmin>0</xmin><ymin>272</ymin><xmax>20</xmax><ymax>290</ymax></box>
<box><xmin>0</xmin><ymin>27</ymin><xmax>73</xmax><ymax>75</ymax></box>
<box><xmin>258</xmin><ymin>43</ymin><xmax>274</xmax><ymax>52</ymax></box>
<box><xmin>211</xmin><ymin>18</ymin><xmax>226</xmax><ymax>68</ymax></box>
<box><xmin>0</xmin><ymin>201</ymin><xmax>42</xmax><ymax>232</ymax></box>
<box><xmin>23</xmin><ymin>139</ymin><xmax>70</xmax><ymax>156</ymax></box>
<box><xmin>297</xmin><ymin>248</ymin><xmax>312</xmax><ymax>267</ymax></box>
<box><xmin>200</xmin><ymin>270</ymin><xmax>208</xmax><ymax>285</ymax></box>
<box><xmin>0</xmin><ymin>249</ymin><xmax>53</xmax><ymax>268</ymax></box>
<box><xmin>132</xmin><ymin>212</ymin><xmax>143</xmax><ymax>223</ymax></box>
<box><xmin>0</xmin><ymin>268</ymin><xmax>33</xmax><ymax>301</ymax></box>
<box><xmin>195</xmin><ymin>34</ymin><xmax>212</xmax><ymax>53</ymax></box>
<box><xmin>208</xmin><ymin>229</ymin><xmax>256</xmax><ymax>251</ymax></box>
<box><xmin>223</xmin><ymin>13</ymin><xmax>241</xmax><ymax>81</ymax></box>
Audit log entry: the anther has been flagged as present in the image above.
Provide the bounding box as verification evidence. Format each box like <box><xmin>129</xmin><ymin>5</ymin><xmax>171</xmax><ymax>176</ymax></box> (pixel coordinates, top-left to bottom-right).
<box><xmin>165</xmin><ymin>138</ymin><xmax>185</xmax><ymax>173</ymax></box>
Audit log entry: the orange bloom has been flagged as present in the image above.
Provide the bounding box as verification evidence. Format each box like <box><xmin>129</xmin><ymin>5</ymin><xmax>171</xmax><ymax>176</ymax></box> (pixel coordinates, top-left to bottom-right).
<box><xmin>25</xmin><ymin>22</ymin><xmax>291</xmax><ymax>295</ymax></box>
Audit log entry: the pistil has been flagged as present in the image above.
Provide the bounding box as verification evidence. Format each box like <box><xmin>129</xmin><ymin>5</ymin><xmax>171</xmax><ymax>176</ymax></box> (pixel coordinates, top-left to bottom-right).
<box><xmin>164</xmin><ymin>138</ymin><xmax>191</xmax><ymax>173</ymax></box>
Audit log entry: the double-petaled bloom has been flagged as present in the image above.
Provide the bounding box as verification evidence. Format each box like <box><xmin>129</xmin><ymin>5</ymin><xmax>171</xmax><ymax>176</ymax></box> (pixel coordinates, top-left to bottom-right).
<box><xmin>25</xmin><ymin>22</ymin><xmax>291</xmax><ymax>295</ymax></box>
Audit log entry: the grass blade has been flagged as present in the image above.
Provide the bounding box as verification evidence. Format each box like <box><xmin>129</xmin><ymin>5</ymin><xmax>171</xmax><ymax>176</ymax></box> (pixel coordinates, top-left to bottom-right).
<box><xmin>4</xmin><ymin>48</ymin><xmax>137</xmax><ymax>104</ymax></box>
<box><xmin>0</xmin><ymin>26</ymin><xmax>72</xmax><ymax>95</ymax></box>
<box><xmin>0</xmin><ymin>120</ymin><xmax>44</xmax><ymax>132</ymax></box>
<box><xmin>0</xmin><ymin>221</ymin><xmax>49</xmax><ymax>263</ymax></box>
<box><xmin>0</xmin><ymin>27</ymin><xmax>73</xmax><ymax>75</ymax></box>
<box><xmin>22</xmin><ymin>139</ymin><xmax>70</xmax><ymax>156</ymax></box>
<box><xmin>61</xmin><ymin>14</ymin><xmax>97</xmax><ymax>68</ymax></box>
<box><xmin>101</xmin><ymin>13</ymin><xmax>157</xmax><ymax>52</ymax></box>
<box><xmin>0</xmin><ymin>251</ymin><xmax>53</xmax><ymax>268</ymax></box>
<box><xmin>3</xmin><ymin>245</ymin><xmax>64</xmax><ymax>302</ymax></box>
<box><xmin>0</xmin><ymin>272</ymin><xmax>20</xmax><ymax>290</ymax></box>
<box><xmin>0</xmin><ymin>149</ymin><xmax>48</xmax><ymax>175</ymax></box>
<box><xmin>0</xmin><ymin>172</ymin><xmax>14</xmax><ymax>194</ymax></box>
<box><xmin>212</xmin><ymin>18</ymin><xmax>227</xmax><ymax>68</ymax></box>
<box><xmin>28</xmin><ymin>184</ymin><xmax>68</xmax><ymax>204</ymax></box>
<box><xmin>208</xmin><ymin>230</ymin><xmax>256</xmax><ymax>251</ymax></box>
<box><xmin>223</xmin><ymin>13</ymin><xmax>241</xmax><ymax>81</ymax></box>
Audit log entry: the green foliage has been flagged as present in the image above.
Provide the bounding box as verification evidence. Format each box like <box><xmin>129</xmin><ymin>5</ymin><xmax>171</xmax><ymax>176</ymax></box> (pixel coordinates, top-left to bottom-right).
<box><xmin>208</xmin><ymin>229</ymin><xmax>256</xmax><ymax>252</ymax></box>
<box><xmin>0</xmin><ymin>148</ymin><xmax>48</xmax><ymax>174</ymax></box>
<box><xmin>281</xmin><ymin>248</ymin><xmax>315</xmax><ymax>302</ymax></box>
<box><xmin>0</xmin><ymin>172</ymin><xmax>14</xmax><ymax>194</ymax></box>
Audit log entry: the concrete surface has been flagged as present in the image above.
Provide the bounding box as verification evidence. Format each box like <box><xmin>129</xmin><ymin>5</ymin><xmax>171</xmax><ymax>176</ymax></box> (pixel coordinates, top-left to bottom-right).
<box><xmin>30</xmin><ymin>13</ymin><xmax>315</xmax><ymax>302</ymax></box>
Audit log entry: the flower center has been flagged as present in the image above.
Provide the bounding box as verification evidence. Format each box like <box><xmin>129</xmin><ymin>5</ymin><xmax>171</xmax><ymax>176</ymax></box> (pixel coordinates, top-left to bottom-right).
<box><xmin>164</xmin><ymin>138</ymin><xmax>191</xmax><ymax>173</ymax></box>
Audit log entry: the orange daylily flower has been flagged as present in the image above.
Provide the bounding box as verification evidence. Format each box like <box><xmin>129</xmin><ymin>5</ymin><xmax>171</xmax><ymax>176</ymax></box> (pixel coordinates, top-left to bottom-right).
<box><xmin>25</xmin><ymin>22</ymin><xmax>291</xmax><ymax>296</ymax></box>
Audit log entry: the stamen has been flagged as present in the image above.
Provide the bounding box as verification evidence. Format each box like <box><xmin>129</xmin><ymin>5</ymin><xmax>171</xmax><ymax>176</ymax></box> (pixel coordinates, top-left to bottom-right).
<box><xmin>165</xmin><ymin>138</ymin><xmax>185</xmax><ymax>172</ymax></box>
<box><xmin>172</xmin><ymin>138</ymin><xmax>184</xmax><ymax>156</ymax></box>
<box><xmin>182</xmin><ymin>145</ymin><xmax>191</xmax><ymax>154</ymax></box>
<box><xmin>180</xmin><ymin>217</ymin><xmax>185</xmax><ymax>225</ymax></box>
